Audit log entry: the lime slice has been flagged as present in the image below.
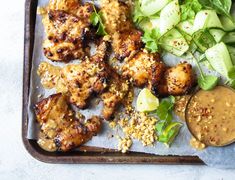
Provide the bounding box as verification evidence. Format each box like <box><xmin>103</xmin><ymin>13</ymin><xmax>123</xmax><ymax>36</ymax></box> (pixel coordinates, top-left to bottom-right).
<box><xmin>137</xmin><ymin>88</ymin><xmax>159</xmax><ymax>112</ymax></box>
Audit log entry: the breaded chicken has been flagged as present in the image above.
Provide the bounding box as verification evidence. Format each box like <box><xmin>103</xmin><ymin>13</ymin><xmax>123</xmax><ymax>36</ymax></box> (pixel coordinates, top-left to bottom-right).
<box><xmin>61</xmin><ymin>61</ymin><xmax>109</xmax><ymax>108</ymax></box>
<box><xmin>37</xmin><ymin>41</ymin><xmax>128</xmax><ymax>120</ymax></box>
<box><xmin>101</xmin><ymin>69</ymin><xmax>129</xmax><ymax>120</ymax></box>
<box><xmin>122</xmin><ymin>50</ymin><xmax>166</xmax><ymax>88</ymax></box>
<box><xmin>40</xmin><ymin>0</ymin><xmax>94</xmax><ymax>61</ymax></box>
<box><xmin>157</xmin><ymin>63</ymin><xmax>195</xmax><ymax>96</ymax></box>
<box><xmin>61</xmin><ymin>41</ymin><xmax>110</xmax><ymax>108</ymax></box>
<box><xmin>122</xmin><ymin>52</ymin><xmax>195</xmax><ymax>96</ymax></box>
<box><xmin>38</xmin><ymin>42</ymin><xmax>110</xmax><ymax>109</ymax></box>
<box><xmin>101</xmin><ymin>0</ymin><xmax>143</xmax><ymax>60</ymax></box>
<box><xmin>35</xmin><ymin>93</ymin><xmax>102</xmax><ymax>152</ymax></box>
<box><xmin>48</xmin><ymin>0</ymin><xmax>80</xmax><ymax>13</ymax></box>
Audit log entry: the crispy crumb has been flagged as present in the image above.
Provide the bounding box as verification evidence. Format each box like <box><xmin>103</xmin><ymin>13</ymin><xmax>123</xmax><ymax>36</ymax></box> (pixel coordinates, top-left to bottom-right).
<box><xmin>174</xmin><ymin>95</ymin><xmax>191</xmax><ymax>121</ymax></box>
<box><xmin>109</xmin><ymin>121</ymin><xmax>117</xmax><ymax>129</ymax></box>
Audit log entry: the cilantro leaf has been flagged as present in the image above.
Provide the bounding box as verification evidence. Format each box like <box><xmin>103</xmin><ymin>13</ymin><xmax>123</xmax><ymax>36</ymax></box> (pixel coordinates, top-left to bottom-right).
<box><xmin>189</xmin><ymin>53</ymin><xmax>219</xmax><ymax>91</ymax></box>
<box><xmin>228</xmin><ymin>66</ymin><xmax>235</xmax><ymax>79</ymax></box>
<box><xmin>180</xmin><ymin>0</ymin><xmax>202</xmax><ymax>21</ymax></box>
<box><xmin>158</xmin><ymin>122</ymin><xmax>182</xmax><ymax>145</ymax></box>
<box><xmin>155</xmin><ymin>96</ymin><xmax>175</xmax><ymax>121</ymax></box>
<box><xmin>133</xmin><ymin>0</ymin><xmax>146</xmax><ymax>24</ymax></box>
<box><xmin>155</xmin><ymin>121</ymin><xmax>166</xmax><ymax>135</ymax></box>
<box><xmin>90</xmin><ymin>12</ymin><xmax>99</xmax><ymax>26</ymax></box>
<box><xmin>198</xmin><ymin>0</ymin><xmax>233</xmax><ymax>22</ymax></box>
<box><xmin>142</xmin><ymin>29</ymin><xmax>161</xmax><ymax>53</ymax></box>
<box><xmin>198</xmin><ymin>75</ymin><xmax>219</xmax><ymax>90</ymax></box>
<box><xmin>90</xmin><ymin>6</ymin><xmax>107</xmax><ymax>36</ymax></box>
<box><xmin>228</xmin><ymin>79</ymin><xmax>235</xmax><ymax>88</ymax></box>
<box><xmin>155</xmin><ymin>96</ymin><xmax>181</xmax><ymax>146</ymax></box>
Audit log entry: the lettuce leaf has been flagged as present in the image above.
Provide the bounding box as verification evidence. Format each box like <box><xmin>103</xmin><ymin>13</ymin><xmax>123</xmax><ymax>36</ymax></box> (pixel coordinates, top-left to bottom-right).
<box><xmin>180</xmin><ymin>0</ymin><xmax>202</xmax><ymax>21</ymax></box>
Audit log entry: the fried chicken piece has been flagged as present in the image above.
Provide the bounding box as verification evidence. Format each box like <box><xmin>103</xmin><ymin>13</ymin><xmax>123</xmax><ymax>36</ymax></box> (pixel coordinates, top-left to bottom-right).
<box><xmin>48</xmin><ymin>0</ymin><xmax>80</xmax><ymax>13</ymax></box>
<box><xmin>38</xmin><ymin>41</ymin><xmax>110</xmax><ymax>109</ymax></box>
<box><xmin>61</xmin><ymin>60</ymin><xmax>109</xmax><ymax>108</ymax></box>
<box><xmin>157</xmin><ymin>63</ymin><xmax>195</xmax><ymax>96</ymax></box>
<box><xmin>61</xmin><ymin>41</ymin><xmax>109</xmax><ymax>108</ymax></box>
<box><xmin>101</xmin><ymin>69</ymin><xmax>129</xmax><ymax>120</ymax></box>
<box><xmin>122</xmin><ymin>50</ymin><xmax>166</xmax><ymax>88</ymax></box>
<box><xmin>101</xmin><ymin>0</ymin><xmax>143</xmax><ymax>60</ymax></box>
<box><xmin>35</xmin><ymin>93</ymin><xmax>102</xmax><ymax>152</ymax></box>
<box><xmin>40</xmin><ymin>0</ymin><xmax>94</xmax><ymax>61</ymax></box>
<box><xmin>122</xmin><ymin>51</ymin><xmax>195</xmax><ymax>96</ymax></box>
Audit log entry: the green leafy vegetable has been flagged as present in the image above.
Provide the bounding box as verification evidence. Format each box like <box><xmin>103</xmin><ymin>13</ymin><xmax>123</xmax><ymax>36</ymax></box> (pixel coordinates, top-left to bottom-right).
<box><xmin>90</xmin><ymin>6</ymin><xmax>107</xmax><ymax>36</ymax></box>
<box><xmin>155</xmin><ymin>96</ymin><xmax>182</xmax><ymax>146</ymax></box>
<box><xmin>142</xmin><ymin>29</ymin><xmax>161</xmax><ymax>53</ymax></box>
<box><xmin>191</xmin><ymin>53</ymin><xmax>219</xmax><ymax>90</ymax></box>
<box><xmin>198</xmin><ymin>75</ymin><xmax>219</xmax><ymax>90</ymax></box>
<box><xmin>228</xmin><ymin>79</ymin><xmax>235</xmax><ymax>88</ymax></box>
<box><xmin>156</xmin><ymin>95</ymin><xmax>175</xmax><ymax>121</ymax></box>
<box><xmin>198</xmin><ymin>0</ymin><xmax>233</xmax><ymax>21</ymax></box>
<box><xmin>158</xmin><ymin>122</ymin><xmax>182</xmax><ymax>145</ymax></box>
<box><xmin>228</xmin><ymin>66</ymin><xmax>235</xmax><ymax>79</ymax></box>
<box><xmin>133</xmin><ymin>0</ymin><xmax>146</xmax><ymax>24</ymax></box>
<box><xmin>180</xmin><ymin>0</ymin><xmax>202</xmax><ymax>21</ymax></box>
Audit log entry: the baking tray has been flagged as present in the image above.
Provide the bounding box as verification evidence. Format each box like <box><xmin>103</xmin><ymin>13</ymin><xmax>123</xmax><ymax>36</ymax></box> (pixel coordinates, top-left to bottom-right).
<box><xmin>22</xmin><ymin>0</ymin><xmax>204</xmax><ymax>164</ymax></box>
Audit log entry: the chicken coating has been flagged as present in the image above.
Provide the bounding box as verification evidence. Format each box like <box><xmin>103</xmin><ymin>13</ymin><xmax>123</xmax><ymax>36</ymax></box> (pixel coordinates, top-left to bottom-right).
<box><xmin>40</xmin><ymin>0</ymin><xmax>94</xmax><ymax>61</ymax></box>
<box><xmin>61</xmin><ymin>41</ymin><xmax>110</xmax><ymax>108</ymax></box>
<box><xmin>122</xmin><ymin>50</ymin><xmax>166</xmax><ymax>88</ymax></box>
<box><xmin>101</xmin><ymin>69</ymin><xmax>129</xmax><ymax>120</ymax></box>
<box><xmin>48</xmin><ymin>0</ymin><xmax>80</xmax><ymax>13</ymax></box>
<box><xmin>157</xmin><ymin>63</ymin><xmax>195</xmax><ymax>96</ymax></box>
<box><xmin>37</xmin><ymin>42</ymin><xmax>128</xmax><ymax>119</ymax></box>
<box><xmin>101</xmin><ymin>0</ymin><xmax>143</xmax><ymax>60</ymax></box>
<box><xmin>35</xmin><ymin>93</ymin><xmax>102</xmax><ymax>152</ymax></box>
<box><xmin>38</xmin><ymin>41</ymin><xmax>110</xmax><ymax>109</ymax></box>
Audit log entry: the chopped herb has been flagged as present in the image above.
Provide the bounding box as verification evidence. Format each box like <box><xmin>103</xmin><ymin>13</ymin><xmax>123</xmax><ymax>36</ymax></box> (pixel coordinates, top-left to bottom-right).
<box><xmin>90</xmin><ymin>5</ymin><xmax>107</xmax><ymax>36</ymax></box>
<box><xmin>228</xmin><ymin>79</ymin><xmax>235</xmax><ymax>88</ymax></box>
<box><xmin>198</xmin><ymin>75</ymin><xmax>219</xmax><ymax>90</ymax></box>
<box><xmin>190</xmin><ymin>53</ymin><xmax>219</xmax><ymax>90</ymax></box>
<box><xmin>228</xmin><ymin>66</ymin><xmax>235</xmax><ymax>79</ymax></box>
<box><xmin>142</xmin><ymin>29</ymin><xmax>161</xmax><ymax>53</ymax></box>
<box><xmin>156</xmin><ymin>95</ymin><xmax>175</xmax><ymax>122</ymax></box>
<box><xmin>180</xmin><ymin>0</ymin><xmax>202</xmax><ymax>21</ymax></box>
<box><xmin>155</xmin><ymin>96</ymin><xmax>182</xmax><ymax>146</ymax></box>
<box><xmin>158</xmin><ymin>122</ymin><xmax>182</xmax><ymax>146</ymax></box>
<box><xmin>133</xmin><ymin>0</ymin><xmax>146</xmax><ymax>24</ymax></box>
<box><xmin>198</xmin><ymin>0</ymin><xmax>233</xmax><ymax>22</ymax></box>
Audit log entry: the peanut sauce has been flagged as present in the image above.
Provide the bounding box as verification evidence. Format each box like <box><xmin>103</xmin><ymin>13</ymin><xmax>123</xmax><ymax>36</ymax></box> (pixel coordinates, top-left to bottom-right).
<box><xmin>186</xmin><ymin>86</ymin><xmax>235</xmax><ymax>147</ymax></box>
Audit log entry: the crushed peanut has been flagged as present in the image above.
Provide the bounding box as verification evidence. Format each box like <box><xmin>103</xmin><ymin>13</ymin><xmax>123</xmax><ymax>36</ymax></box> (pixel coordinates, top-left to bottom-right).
<box><xmin>116</xmin><ymin>111</ymin><xmax>158</xmax><ymax>153</ymax></box>
<box><xmin>117</xmin><ymin>136</ymin><xmax>132</xmax><ymax>153</ymax></box>
<box><xmin>109</xmin><ymin>121</ymin><xmax>117</xmax><ymax>129</ymax></box>
<box><xmin>174</xmin><ymin>95</ymin><xmax>191</xmax><ymax>121</ymax></box>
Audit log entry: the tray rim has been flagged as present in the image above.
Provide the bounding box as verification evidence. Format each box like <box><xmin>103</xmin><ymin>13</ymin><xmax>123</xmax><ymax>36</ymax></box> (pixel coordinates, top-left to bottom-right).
<box><xmin>22</xmin><ymin>0</ymin><xmax>204</xmax><ymax>164</ymax></box>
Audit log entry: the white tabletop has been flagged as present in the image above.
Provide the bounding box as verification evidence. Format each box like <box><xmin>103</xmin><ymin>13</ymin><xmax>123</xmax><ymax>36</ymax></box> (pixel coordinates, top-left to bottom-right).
<box><xmin>0</xmin><ymin>0</ymin><xmax>235</xmax><ymax>179</ymax></box>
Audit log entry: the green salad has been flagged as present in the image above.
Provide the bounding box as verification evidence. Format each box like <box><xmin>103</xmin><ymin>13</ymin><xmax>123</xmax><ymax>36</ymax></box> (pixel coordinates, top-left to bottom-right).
<box><xmin>133</xmin><ymin>0</ymin><xmax>235</xmax><ymax>90</ymax></box>
<box><xmin>135</xmin><ymin>0</ymin><xmax>235</xmax><ymax>146</ymax></box>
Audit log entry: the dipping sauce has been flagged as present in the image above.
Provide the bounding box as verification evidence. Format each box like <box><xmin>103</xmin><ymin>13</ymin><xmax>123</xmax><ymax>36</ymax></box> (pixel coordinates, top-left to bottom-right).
<box><xmin>186</xmin><ymin>86</ymin><xmax>235</xmax><ymax>146</ymax></box>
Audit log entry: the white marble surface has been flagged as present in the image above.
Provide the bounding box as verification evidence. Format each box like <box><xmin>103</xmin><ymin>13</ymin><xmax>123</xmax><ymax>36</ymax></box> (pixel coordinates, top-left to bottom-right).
<box><xmin>0</xmin><ymin>0</ymin><xmax>235</xmax><ymax>179</ymax></box>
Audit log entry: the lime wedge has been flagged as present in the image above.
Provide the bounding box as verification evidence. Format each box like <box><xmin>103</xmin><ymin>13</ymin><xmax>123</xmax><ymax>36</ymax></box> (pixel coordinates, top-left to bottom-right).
<box><xmin>137</xmin><ymin>88</ymin><xmax>159</xmax><ymax>112</ymax></box>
